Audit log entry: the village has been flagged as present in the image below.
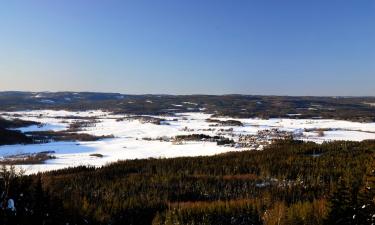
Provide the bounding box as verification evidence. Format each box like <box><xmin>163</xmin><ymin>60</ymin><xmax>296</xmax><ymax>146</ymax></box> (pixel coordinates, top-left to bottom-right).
<box><xmin>141</xmin><ymin>126</ymin><xmax>305</xmax><ymax>151</ymax></box>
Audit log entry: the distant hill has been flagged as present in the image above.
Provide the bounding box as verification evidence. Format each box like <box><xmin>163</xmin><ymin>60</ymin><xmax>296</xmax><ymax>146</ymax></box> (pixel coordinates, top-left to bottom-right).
<box><xmin>0</xmin><ymin>91</ymin><xmax>374</xmax><ymax>122</ymax></box>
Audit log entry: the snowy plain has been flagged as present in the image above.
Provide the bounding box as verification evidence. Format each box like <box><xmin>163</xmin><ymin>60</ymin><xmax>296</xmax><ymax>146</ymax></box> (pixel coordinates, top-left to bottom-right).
<box><xmin>1</xmin><ymin>110</ymin><xmax>375</xmax><ymax>174</ymax></box>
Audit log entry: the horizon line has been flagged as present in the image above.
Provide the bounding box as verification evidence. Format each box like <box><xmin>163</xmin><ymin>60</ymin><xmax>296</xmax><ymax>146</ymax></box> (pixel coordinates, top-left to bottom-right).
<box><xmin>0</xmin><ymin>90</ymin><xmax>374</xmax><ymax>98</ymax></box>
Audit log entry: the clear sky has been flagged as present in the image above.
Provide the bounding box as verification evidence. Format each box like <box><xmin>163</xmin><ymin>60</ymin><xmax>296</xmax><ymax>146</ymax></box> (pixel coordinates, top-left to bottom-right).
<box><xmin>0</xmin><ymin>0</ymin><xmax>374</xmax><ymax>96</ymax></box>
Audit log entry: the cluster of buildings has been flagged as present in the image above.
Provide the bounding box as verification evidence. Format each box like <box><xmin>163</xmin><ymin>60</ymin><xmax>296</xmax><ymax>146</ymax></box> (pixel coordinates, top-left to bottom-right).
<box><xmin>235</xmin><ymin>128</ymin><xmax>304</xmax><ymax>150</ymax></box>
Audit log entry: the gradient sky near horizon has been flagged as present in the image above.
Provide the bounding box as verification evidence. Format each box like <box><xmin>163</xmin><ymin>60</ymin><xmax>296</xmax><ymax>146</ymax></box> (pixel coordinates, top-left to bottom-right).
<box><xmin>0</xmin><ymin>0</ymin><xmax>374</xmax><ymax>96</ymax></box>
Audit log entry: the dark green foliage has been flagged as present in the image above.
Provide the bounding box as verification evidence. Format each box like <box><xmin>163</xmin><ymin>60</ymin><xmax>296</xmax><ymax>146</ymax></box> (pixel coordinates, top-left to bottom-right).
<box><xmin>0</xmin><ymin>116</ymin><xmax>37</xmax><ymax>145</ymax></box>
<box><xmin>174</xmin><ymin>134</ymin><xmax>234</xmax><ymax>145</ymax></box>
<box><xmin>0</xmin><ymin>117</ymin><xmax>39</xmax><ymax>129</ymax></box>
<box><xmin>1</xmin><ymin>140</ymin><xmax>374</xmax><ymax>224</ymax></box>
<box><xmin>153</xmin><ymin>200</ymin><xmax>262</xmax><ymax>225</ymax></box>
<box><xmin>0</xmin><ymin>128</ymin><xmax>32</xmax><ymax>145</ymax></box>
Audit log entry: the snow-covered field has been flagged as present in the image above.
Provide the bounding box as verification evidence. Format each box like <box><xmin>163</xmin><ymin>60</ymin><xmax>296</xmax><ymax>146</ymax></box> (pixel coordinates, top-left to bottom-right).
<box><xmin>1</xmin><ymin>110</ymin><xmax>375</xmax><ymax>174</ymax></box>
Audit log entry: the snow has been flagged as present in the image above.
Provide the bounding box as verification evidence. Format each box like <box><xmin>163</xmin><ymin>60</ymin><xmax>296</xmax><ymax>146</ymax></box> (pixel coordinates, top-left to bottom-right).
<box><xmin>33</xmin><ymin>94</ymin><xmax>44</xmax><ymax>98</ymax></box>
<box><xmin>287</xmin><ymin>114</ymin><xmax>302</xmax><ymax>116</ymax></box>
<box><xmin>12</xmin><ymin>124</ymin><xmax>66</xmax><ymax>133</ymax></box>
<box><xmin>4</xmin><ymin>139</ymin><xmax>234</xmax><ymax>174</ymax></box>
<box><xmin>0</xmin><ymin>110</ymin><xmax>374</xmax><ymax>174</ymax></box>
<box><xmin>183</xmin><ymin>102</ymin><xmax>198</xmax><ymax>105</ymax></box>
<box><xmin>364</xmin><ymin>102</ymin><xmax>375</xmax><ymax>107</ymax></box>
<box><xmin>39</xmin><ymin>99</ymin><xmax>55</xmax><ymax>104</ymax></box>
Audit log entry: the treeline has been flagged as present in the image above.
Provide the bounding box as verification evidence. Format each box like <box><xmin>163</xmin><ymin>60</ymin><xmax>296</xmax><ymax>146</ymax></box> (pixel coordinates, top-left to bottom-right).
<box><xmin>0</xmin><ymin>117</ymin><xmax>39</xmax><ymax>129</ymax></box>
<box><xmin>25</xmin><ymin>130</ymin><xmax>114</xmax><ymax>143</ymax></box>
<box><xmin>0</xmin><ymin>126</ymin><xmax>109</xmax><ymax>146</ymax></box>
<box><xmin>0</xmin><ymin>117</ymin><xmax>38</xmax><ymax>145</ymax></box>
<box><xmin>0</xmin><ymin>128</ymin><xmax>32</xmax><ymax>145</ymax></box>
<box><xmin>174</xmin><ymin>134</ymin><xmax>234</xmax><ymax>145</ymax></box>
<box><xmin>0</xmin><ymin>116</ymin><xmax>112</xmax><ymax>146</ymax></box>
<box><xmin>1</xmin><ymin>140</ymin><xmax>374</xmax><ymax>224</ymax></box>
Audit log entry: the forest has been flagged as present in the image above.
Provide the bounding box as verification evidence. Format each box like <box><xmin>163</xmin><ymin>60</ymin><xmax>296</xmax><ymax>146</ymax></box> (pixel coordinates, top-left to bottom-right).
<box><xmin>1</xmin><ymin>139</ymin><xmax>374</xmax><ymax>225</ymax></box>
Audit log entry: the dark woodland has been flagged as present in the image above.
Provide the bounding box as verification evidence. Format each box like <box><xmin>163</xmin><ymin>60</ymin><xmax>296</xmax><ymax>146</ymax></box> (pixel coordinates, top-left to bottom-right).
<box><xmin>1</xmin><ymin>140</ymin><xmax>374</xmax><ymax>225</ymax></box>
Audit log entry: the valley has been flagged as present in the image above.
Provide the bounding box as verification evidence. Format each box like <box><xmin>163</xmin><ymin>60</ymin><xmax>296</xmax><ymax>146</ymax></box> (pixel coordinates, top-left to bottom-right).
<box><xmin>0</xmin><ymin>107</ymin><xmax>374</xmax><ymax>173</ymax></box>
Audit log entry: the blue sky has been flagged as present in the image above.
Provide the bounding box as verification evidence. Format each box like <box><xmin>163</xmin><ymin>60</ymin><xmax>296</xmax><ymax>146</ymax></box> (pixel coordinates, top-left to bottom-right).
<box><xmin>0</xmin><ymin>0</ymin><xmax>374</xmax><ymax>95</ymax></box>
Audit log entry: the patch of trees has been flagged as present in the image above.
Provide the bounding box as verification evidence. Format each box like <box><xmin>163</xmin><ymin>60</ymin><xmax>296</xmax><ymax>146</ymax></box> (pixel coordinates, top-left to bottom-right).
<box><xmin>206</xmin><ymin>118</ymin><xmax>244</xmax><ymax>126</ymax></box>
<box><xmin>67</xmin><ymin>119</ymin><xmax>98</xmax><ymax>132</ymax></box>
<box><xmin>0</xmin><ymin>116</ymin><xmax>112</xmax><ymax>146</ymax></box>
<box><xmin>26</xmin><ymin>130</ymin><xmax>114</xmax><ymax>142</ymax></box>
<box><xmin>174</xmin><ymin>134</ymin><xmax>234</xmax><ymax>145</ymax></box>
<box><xmin>0</xmin><ymin>128</ymin><xmax>32</xmax><ymax>145</ymax></box>
<box><xmin>1</xmin><ymin>140</ymin><xmax>374</xmax><ymax>224</ymax></box>
<box><xmin>0</xmin><ymin>117</ymin><xmax>38</xmax><ymax>145</ymax></box>
<box><xmin>134</xmin><ymin>116</ymin><xmax>167</xmax><ymax>125</ymax></box>
<box><xmin>0</xmin><ymin>152</ymin><xmax>55</xmax><ymax>165</ymax></box>
<box><xmin>0</xmin><ymin>117</ymin><xmax>40</xmax><ymax>129</ymax></box>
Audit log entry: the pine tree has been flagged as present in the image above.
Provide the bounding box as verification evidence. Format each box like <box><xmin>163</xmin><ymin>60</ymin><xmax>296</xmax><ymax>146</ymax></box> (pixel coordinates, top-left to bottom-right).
<box><xmin>327</xmin><ymin>177</ymin><xmax>355</xmax><ymax>224</ymax></box>
<box><xmin>355</xmin><ymin>154</ymin><xmax>375</xmax><ymax>225</ymax></box>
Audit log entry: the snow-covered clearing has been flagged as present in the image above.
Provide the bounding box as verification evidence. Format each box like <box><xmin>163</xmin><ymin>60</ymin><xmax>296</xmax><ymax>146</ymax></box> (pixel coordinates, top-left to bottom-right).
<box><xmin>0</xmin><ymin>110</ymin><xmax>374</xmax><ymax>174</ymax></box>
